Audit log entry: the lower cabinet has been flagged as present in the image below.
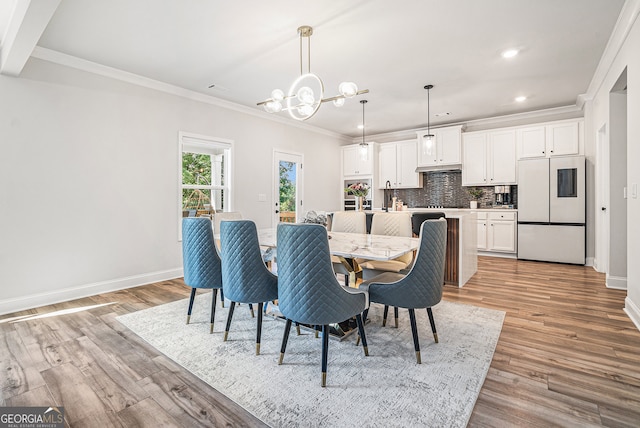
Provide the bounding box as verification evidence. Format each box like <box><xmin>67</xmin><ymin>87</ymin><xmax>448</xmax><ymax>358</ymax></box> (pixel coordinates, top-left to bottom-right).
<box><xmin>477</xmin><ymin>211</ymin><xmax>517</xmax><ymax>254</ymax></box>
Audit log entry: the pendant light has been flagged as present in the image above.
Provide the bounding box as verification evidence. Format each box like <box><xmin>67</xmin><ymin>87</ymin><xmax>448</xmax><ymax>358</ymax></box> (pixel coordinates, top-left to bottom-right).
<box><xmin>359</xmin><ymin>100</ymin><xmax>368</xmax><ymax>160</ymax></box>
<box><xmin>423</xmin><ymin>84</ymin><xmax>434</xmax><ymax>156</ymax></box>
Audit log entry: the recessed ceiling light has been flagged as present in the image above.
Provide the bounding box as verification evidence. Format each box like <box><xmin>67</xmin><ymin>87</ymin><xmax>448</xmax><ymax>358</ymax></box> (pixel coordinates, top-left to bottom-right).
<box><xmin>357</xmin><ymin>124</ymin><xmax>364</xmax><ymax>129</ymax></box>
<box><xmin>515</xmin><ymin>96</ymin><xmax>527</xmax><ymax>102</ymax></box>
<box><xmin>502</xmin><ymin>49</ymin><xmax>519</xmax><ymax>59</ymax></box>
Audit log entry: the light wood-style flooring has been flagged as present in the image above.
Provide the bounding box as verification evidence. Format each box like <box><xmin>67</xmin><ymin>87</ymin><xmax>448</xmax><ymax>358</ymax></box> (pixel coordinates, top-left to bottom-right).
<box><xmin>1</xmin><ymin>257</ymin><xmax>639</xmax><ymax>427</ymax></box>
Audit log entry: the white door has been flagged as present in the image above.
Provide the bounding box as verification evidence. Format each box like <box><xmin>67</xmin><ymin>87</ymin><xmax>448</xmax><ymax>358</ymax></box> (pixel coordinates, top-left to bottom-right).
<box><xmin>438</xmin><ymin>127</ymin><xmax>462</xmax><ymax>165</ymax></box>
<box><xmin>378</xmin><ymin>144</ymin><xmax>397</xmax><ymax>187</ymax></box>
<box><xmin>489</xmin><ymin>130</ymin><xmax>517</xmax><ymax>184</ymax></box>
<box><xmin>517</xmin><ymin>126</ymin><xmax>547</xmax><ymax>159</ymax></box>
<box><xmin>596</xmin><ymin>124</ymin><xmax>609</xmax><ymax>273</ymax></box>
<box><xmin>546</xmin><ymin>122</ymin><xmax>579</xmax><ymax>157</ymax></box>
<box><xmin>462</xmin><ymin>133</ymin><xmax>487</xmax><ymax>185</ymax></box>
<box><xmin>397</xmin><ymin>140</ymin><xmax>419</xmax><ymax>187</ymax></box>
<box><xmin>488</xmin><ymin>221</ymin><xmax>516</xmax><ymax>252</ymax></box>
<box><xmin>273</xmin><ymin>151</ymin><xmax>303</xmax><ymax>227</ymax></box>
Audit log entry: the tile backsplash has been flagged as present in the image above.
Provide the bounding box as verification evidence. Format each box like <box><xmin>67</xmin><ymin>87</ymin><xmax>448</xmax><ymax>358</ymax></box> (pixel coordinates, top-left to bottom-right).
<box><xmin>385</xmin><ymin>170</ymin><xmax>517</xmax><ymax>209</ymax></box>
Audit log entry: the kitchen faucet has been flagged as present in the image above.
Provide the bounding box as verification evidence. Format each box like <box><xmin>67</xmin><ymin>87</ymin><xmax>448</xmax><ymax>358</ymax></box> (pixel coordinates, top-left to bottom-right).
<box><xmin>383</xmin><ymin>180</ymin><xmax>391</xmax><ymax>211</ymax></box>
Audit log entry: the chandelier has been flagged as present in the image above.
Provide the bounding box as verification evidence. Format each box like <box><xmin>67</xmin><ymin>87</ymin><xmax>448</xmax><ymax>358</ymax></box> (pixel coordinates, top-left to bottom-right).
<box><xmin>257</xmin><ymin>26</ymin><xmax>369</xmax><ymax>121</ymax></box>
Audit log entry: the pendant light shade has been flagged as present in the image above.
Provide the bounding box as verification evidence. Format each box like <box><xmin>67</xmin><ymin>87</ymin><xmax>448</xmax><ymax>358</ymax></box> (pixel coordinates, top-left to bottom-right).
<box><xmin>359</xmin><ymin>99</ymin><xmax>368</xmax><ymax>161</ymax></box>
<box><xmin>422</xmin><ymin>84</ymin><xmax>434</xmax><ymax>156</ymax></box>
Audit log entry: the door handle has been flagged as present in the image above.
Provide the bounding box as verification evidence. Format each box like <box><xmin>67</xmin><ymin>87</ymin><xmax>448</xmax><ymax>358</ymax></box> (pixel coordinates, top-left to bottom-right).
<box><xmin>275</xmin><ymin>210</ymin><xmax>280</xmax><ymax>213</ymax></box>
<box><xmin>601</xmin><ymin>207</ymin><xmax>607</xmax><ymax>211</ymax></box>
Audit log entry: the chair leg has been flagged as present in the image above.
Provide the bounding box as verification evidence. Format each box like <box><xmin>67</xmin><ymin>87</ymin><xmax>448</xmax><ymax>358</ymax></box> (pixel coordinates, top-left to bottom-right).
<box><xmin>220</xmin><ymin>289</ymin><xmax>225</xmax><ymax>308</ymax></box>
<box><xmin>355</xmin><ymin>314</ymin><xmax>369</xmax><ymax>356</ymax></box>
<box><xmin>344</xmin><ymin>274</ymin><xmax>349</xmax><ymax>286</ymax></box>
<box><xmin>210</xmin><ymin>289</ymin><xmax>218</xmax><ymax>334</ymax></box>
<box><xmin>382</xmin><ymin>305</ymin><xmax>389</xmax><ymax>327</ymax></box>
<box><xmin>394</xmin><ymin>306</ymin><xmax>399</xmax><ymax>328</ymax></box>
<box><xmin>321</xmin><ymin>325</ymin><xmax>329</xmax><ymax>387</ymax></box>
<box><xmin>279</xmin><ymin>319</ymin><xmax>293</xmax><ymax>365</ymax></box>
<box><xmin>408</xmin><ymin>308</ymin><xmax>421</xmax><ymax>364</ymax></box>
<box><xmin>186</xmin><ymin>288</ymin><xmax>197</xmax><ymax>324</ymax></box>
<box><xmin>427</xmin><ymin>307</ymin><xmax>438</xmax><ymax>343</ymax></box>
<box><xmin>223</xmin><ymin>302</ymin><xmax>236</xmax><ymax>341</ymax></box>
<box><xmin>256</xmin><ymin>303</ymin><xmax>264</xmax><ymax>355</ymax></box>
<box><xmin>315</xmin><ymin>325</ymin><xmax>319</xmax><ymax>339</ymax></box>
<box><xmin>249</xmin><ymin>303</ymin><xmax>255</xmax><ymax>318</ymax></box>
<box><xmin>356</xmin><ymin>308</ymin><xmax>370</xmax><ymax>346</ymax></box>
<box><xmin>295</xmin><ymin>322</ymin><xmax>301</xmax><ymax>336</ymax></box>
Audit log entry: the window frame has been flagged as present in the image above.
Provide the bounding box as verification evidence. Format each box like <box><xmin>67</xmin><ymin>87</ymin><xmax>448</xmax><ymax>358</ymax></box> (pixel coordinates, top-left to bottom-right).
<box><xmin>178</xmin><ymin>131</ymin><xmax>233</xmax><ymax>241</ymax></box>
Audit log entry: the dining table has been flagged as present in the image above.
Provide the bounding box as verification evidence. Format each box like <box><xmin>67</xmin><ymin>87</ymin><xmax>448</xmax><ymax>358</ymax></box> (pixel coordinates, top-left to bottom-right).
<box><xmin>257</xmin><ymin>228</ymin><xmax>420</xmax><ymax>286</ymax></box>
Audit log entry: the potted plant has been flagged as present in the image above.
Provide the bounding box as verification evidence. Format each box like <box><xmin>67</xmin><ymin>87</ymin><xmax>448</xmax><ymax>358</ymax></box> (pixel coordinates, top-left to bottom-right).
<box><xmin>467</xmin><ymin>187</ymin><xmax>483</xmax><ymax>209</ymax></box>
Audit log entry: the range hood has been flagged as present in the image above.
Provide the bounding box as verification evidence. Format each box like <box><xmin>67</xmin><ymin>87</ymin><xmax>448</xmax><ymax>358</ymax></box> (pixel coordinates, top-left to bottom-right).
<box><xmin>415</xmin><ymin>164</ymin><xmax>462</xmax><ymax>172</ymax></box>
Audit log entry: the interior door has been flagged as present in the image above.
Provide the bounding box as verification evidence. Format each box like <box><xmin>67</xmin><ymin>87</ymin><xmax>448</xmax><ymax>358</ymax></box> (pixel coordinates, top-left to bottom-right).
<box><xmin>273</xmin><ymin>151</ymin><xmax>303</xmax><ymax>227</ymax></box>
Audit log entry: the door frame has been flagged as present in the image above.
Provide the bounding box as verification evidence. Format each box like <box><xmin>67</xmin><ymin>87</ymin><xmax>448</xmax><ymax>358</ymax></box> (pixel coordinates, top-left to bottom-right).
<box><xmin>273</xmin><ymin>150</ymin><xmax>304</xmax><ymax>228</ymax></box>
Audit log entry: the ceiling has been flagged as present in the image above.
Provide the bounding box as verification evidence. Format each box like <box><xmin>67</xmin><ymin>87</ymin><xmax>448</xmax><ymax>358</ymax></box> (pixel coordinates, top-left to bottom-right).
<box><xmin>3</xmin><ymin>0</ymin><xmax>626</xmax><ymax>137</ymax></box>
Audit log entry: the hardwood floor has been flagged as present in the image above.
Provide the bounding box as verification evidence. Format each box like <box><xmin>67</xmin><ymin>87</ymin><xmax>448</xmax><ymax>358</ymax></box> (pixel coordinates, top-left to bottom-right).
<box><xmin>1</xmin><ymin>257</ymin><xmax>639</xmax><ymax>427</ymax></box>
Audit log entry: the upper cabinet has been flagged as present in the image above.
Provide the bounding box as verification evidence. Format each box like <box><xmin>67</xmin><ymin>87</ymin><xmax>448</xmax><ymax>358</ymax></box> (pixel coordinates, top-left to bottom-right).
<box><xmin>378</xmin><ymin>140</ymin><xmax>422</xmax><ymax>189</ymax></box>
<box><xmin>517</xmin><ymin>119</ymin><xmax>582</xmax><ymax>159</ymax></box>
<box><xmin>342</xmin><ymin>143</ymin><xmax>374</xmax><ymax>176</ymax></box>
<box><xmin>462</xmin><ymin>129</ymin><xmax>517</xmax><ymax>186</ymax></box>
<box><xmin>416</xmin><ymin>125</ymin><xmax>463</xmax><ymax>167</ymax></box>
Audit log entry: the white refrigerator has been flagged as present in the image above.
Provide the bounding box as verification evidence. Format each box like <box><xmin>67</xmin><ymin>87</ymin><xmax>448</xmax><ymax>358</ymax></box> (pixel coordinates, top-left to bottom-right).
<box><xmin>517</xmin><ymin>156</ymin><xmax>585</xmax><ymax>264</ymax></box>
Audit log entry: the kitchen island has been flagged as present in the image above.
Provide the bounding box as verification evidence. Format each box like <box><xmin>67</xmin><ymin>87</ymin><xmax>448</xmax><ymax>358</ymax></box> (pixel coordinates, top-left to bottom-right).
<box><xmin>359</xmin><ymin>209</ymin><xmax>478</xmax><ymax>287</ymax></box>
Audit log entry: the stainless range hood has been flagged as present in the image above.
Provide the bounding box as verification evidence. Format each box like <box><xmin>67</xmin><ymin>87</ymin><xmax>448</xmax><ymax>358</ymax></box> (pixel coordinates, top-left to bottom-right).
<box><xmin>415</xmin><ymin>164</ymin><xmax>462</xmax><ymax>172</ymax></box>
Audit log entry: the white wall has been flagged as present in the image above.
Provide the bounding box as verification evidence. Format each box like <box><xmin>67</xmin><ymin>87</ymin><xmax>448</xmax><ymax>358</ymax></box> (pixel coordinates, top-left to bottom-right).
<box><xmin>0</xmin><ymin>57</ymin><xmax>345</xmax><ymax>315</ymax></box>
<box><xmin>585</xmin><ymin>7</ymin><xmax>640</xmax><ymax>328</ymax></box>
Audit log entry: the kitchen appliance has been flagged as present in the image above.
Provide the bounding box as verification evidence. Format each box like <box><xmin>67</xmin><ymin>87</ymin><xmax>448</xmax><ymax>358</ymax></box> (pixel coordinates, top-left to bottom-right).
<box><xmin>494</xmin><ymin>185</ymin><xmax>512</xmax><ymax>206</ymax></box>
<box><xmin>517</xmin><ymin>156</ymin><xmax>585</xmax><ymax>264</ymax></box>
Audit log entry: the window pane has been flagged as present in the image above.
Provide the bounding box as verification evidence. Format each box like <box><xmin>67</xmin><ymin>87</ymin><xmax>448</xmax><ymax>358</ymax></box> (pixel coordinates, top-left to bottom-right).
<box><xmin>182</xmin><ymin>153</ymin><xmax>212</xmax><ymax>186</ymax></box>
<box><xmin>279</xmin><ymin>160</ymin><xmax>296</xmax><ymax>222</ymax></box>
<box><xmin>181</xmin><ymin>188</ymin><xmax>225</xmax><ymax>212</ymax></box>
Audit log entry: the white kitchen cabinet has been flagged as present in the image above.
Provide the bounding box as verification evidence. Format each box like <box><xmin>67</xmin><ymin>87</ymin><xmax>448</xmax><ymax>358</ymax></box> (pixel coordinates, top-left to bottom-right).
<box><xmin>462</xmin><ymin>130</ymin><xmax>516</xmax><ymax>186</ymax></box>
<box><xmin>342</xmin><ymin>143</ymin><xmax>374</xmax><ymax>176</ymax></box>
<box><xmin>378</xmin><ymin>140</ymin><xmax>422</xmax><ymax>188</ymax></box>
<box><xmin>517</xmin><ymin>120</ymin><xmax>581</xmax><ymax>159</ymax></box>
<box><xmin>476</xmin><ymin>211</ymin><xmax>517</xmax><ymax>253</ymax></box>
<box><xmin>416</xmin><ymin>126</ymin><xmax>462</xmax><ymax>167</ymax></box>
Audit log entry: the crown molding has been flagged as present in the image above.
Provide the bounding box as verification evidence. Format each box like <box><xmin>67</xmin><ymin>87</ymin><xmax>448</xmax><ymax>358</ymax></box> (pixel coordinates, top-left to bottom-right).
<box><xmin>29</xmin><ymin>46</ymin><xmax>350</xmax><ymax>142</ymax></box>
<box><xmin>582</xmin><ymin>0</ymin><xmax>640</xmax><ymax>101</ymax></box>
<box><xmin>358</xmin><ymin>104</ymin><xmax>583</xmax><ymax>144</ymax></box>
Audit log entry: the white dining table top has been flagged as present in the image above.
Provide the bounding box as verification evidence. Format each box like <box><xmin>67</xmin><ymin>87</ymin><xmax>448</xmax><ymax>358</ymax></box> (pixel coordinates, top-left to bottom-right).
<box><xmin>257</xmin><ymin>228</ymin><xmax>419</xmax><ymax>261</ymax></box>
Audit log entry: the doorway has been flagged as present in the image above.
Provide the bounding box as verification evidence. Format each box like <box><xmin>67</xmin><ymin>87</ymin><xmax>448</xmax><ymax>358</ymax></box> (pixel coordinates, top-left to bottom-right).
<box><xmin>273</xmin><ymin>150</ymin><xmax>303</xmax><ymax>227</ymax></box>
<box><xmin>596</xmin><ymin>123</ymin><xmax>609</xmax><ymax>273</ymax></box>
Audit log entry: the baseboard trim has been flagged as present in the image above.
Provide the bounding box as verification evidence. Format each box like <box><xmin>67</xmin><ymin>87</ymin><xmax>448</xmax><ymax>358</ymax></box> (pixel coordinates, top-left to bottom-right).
<box><xmin>606</xmin><ymin>274</ymin><xmax>628</xmax><ymax>290</ymax></box>
<box><xmin>624</xmin><ymin>297</ymin><xmax>640</xmax><ymax>333</ymax></box>
<box><xmin>0</xmin><ymin>268</ymin><xmax>184</xmax><ymax>316</ymax></box>
<box><xmin>585</xmin><ymin>257</ymin><xmax>595</xmax><ymax>268</ymax></box>
<box><xmin>478</xmin><ymin>251</ymin><xmax>517</xmax><ymax>259</ymax></box>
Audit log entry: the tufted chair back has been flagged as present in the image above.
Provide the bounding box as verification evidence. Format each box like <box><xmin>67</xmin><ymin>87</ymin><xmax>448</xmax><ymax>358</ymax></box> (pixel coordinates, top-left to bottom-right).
<box><xmin>368</xmin><ymin>218</ymin><xmax>446</xmax><ymax>309</ymax></box>
<box><xmin>182</xmin><ymin>217</ymin><xmax>222</xmax><ymax>290</ymax></box>
<box><xmin>220</xmin><ymin>220</ymin><xmax>278</xmax><ymax>304</ymax></box>
<box><xmin>277</xmin><ymin>223</ymin><xmax>367</xmax><ymax>325</ymax></box>
<box><xmin>331</xmin><ymin>211</ymin><xmax>366</xmax><ymax>234</ymax></box>
<box><xmin>370</xmin><ymin>212</ymin><xmax>413</xmax><ymax>237</ymax></box>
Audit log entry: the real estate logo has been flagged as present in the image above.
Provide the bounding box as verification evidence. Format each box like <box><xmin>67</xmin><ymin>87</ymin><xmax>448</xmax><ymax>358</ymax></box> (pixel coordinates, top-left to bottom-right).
<box><xmin>0</xmin><ymin>406</ymin><xmax>64</xmax><ymax>428</ymax></box>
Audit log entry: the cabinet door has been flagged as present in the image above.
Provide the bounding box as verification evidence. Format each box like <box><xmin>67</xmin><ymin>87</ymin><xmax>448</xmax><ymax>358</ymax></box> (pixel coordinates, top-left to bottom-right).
<box><xmin>462</xmin><ymin>133</ymin><xmax>487</xmax><ymax>185</ymax></box>
<box><xmin>477</xmin><ymin>219</ymin><xmax>487</xmax><ymax>250</ymax></box>
<box><xmin>517</xmin><ymin>126</ymin><xmax>546</xmax><ymax>159</ymax></box>
<box><xmin>397</xmin><ymin>140</ymin><xmax>420</xmax><ymax>187</ymax></box>
<box><xmin>342</xmin><ymin>146</ymin><xmax>359</xmax><ymax>176</ymax></box>
<box><xmin>488</xmin><ymin>220</ymin><xmax>516</xmax><ymax>252</ymax></box>
<box><xmin>546</xmin><ymin>121</ymin><xmax>579</xmax><ymax>156</ymax></box>
<box><xmin>378</xmin><ymin>144</ymin><xmax>397</xmax><ymax>187</ymax></box>
<box><xmin>438</xmin><ymin>127</ymin><xmax>462</xmax><ymax>165</ymax></box>
<box><xmin>357</xmin><ymin>143</ymin><xmax>374</xmax><ymax>175</ymax></box>
<box><xmin>488</xmin><ymin>130</ymin><xmax>517</xmax><ymax>184</ymax></box>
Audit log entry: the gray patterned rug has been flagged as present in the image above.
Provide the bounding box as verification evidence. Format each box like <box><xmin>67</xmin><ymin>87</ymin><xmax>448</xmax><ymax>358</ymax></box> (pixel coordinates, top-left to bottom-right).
<box><xmin>117</xmin><ymin>295</ymin><xmax>504</xmax><ymax>427</ymax></box>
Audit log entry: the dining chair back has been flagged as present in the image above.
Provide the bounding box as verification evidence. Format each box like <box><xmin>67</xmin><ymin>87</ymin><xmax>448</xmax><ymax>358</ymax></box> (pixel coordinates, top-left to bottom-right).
<box><xmin>330</xmin><ymin>211</ymin><xmax>367</xmax><ymax>284</ymax></box>
<box><xmin>219</xmin><ymin>220</ymin><xmax>278</xmax><ymax>354</ymax></box>
<box><xmin>361</xmin><ymin>218</ymin><xmax>447</xmax><ymax>364</ymax></box>
<box><xmin>181</xmin><ymin>217</ymin><xmax>222</xmax><ymax>333</ymax></box>
<box><xmin>276</xmin><ymin>223</ymin><xmax>369</xmax><ymax>386</ymax></box>
<box><xmin>411</xmin><ymin>212</ymin><xmax>445</xmax><ymax>237</ymax></box>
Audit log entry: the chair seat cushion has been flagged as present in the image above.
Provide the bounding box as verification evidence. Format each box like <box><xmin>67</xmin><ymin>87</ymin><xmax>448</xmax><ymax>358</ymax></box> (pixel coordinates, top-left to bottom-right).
<box><xmin>356</xmin><ymin>258</ymin><xmax>411</xmax><ymax>273</ymax></box>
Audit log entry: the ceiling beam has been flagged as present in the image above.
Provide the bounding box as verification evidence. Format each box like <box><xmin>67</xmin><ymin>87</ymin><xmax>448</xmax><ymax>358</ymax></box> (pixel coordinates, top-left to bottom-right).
<box><xmin>0</xmin><ymin>0</ymin><xmax>61</xmax><ymax>76</ymax></box>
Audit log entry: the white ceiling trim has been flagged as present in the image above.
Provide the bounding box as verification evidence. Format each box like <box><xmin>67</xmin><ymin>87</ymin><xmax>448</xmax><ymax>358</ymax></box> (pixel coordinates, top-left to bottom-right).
<box><xmin>29</xmin><ymin>46</ymin><xmax>350</xmax><ymax>142</ymax></box>
<box><xmin>0</xmin><ymin>0</ymin><xmax>60</xmax><ymax>76</ymax></box>
<box><xmin>581</xmin><ymin>0</ymin><xmax>640</xmax><ymax>104</ymax></box>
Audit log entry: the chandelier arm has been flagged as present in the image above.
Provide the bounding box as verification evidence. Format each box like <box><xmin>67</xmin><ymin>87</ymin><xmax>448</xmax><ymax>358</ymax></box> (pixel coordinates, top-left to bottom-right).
<box><xmin>256</xmin><ymin>94</ymin><xmax>296</xmax><ymax>106</ymax></box>
<box><xmin>320</xmin><ymin>89</ymin><xmax>370</xmax><ymax>103</ymax></box>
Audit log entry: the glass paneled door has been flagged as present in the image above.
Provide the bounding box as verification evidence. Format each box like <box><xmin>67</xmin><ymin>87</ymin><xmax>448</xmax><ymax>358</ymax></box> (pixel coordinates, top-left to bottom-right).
<box><xmin>273</xmin><ymin>151</ymin><xmax>303</xmax><ymax>227</ymax></box>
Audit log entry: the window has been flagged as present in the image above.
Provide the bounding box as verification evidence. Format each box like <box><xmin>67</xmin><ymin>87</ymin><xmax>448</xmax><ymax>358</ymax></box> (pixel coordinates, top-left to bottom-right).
<box><xmin>179</xmin><ymin>132</ymin><xmax>232</xmax><ymax>239</ymax></box>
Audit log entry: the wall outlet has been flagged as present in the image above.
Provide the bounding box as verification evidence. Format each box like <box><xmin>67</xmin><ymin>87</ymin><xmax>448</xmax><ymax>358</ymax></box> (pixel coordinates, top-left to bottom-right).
<box><xmin>258</xmin><ymin>193</ymin><xmax>266</xmax><ymax>202</ymax></box>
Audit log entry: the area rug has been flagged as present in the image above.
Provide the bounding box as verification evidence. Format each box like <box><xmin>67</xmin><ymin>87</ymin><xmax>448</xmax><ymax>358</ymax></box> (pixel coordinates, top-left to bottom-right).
<box><xmin>116</xmin><ymin>295</ymin><xmax>504</xmax><ymax>427</ymax></box>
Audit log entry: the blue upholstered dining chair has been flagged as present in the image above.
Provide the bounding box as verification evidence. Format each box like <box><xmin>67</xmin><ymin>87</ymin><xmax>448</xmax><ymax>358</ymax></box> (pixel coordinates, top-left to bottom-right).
<box><xmin>360</xmin><ymin>218</ymin><xmax>447</xmax><ymax>364</ymax></box>
<box><xmin>181</xmin><ymin>217</ymin><xmax>223</xmax><ymax>334</ymax></box>
<box><xmin>276</xmin><ymin>223</ymin><xmax>370</xmax><ymax>387</ymax></box>
<box><xmin>219</xmin><ymin>220</ymin><xmax>278</xmax><ymax>355</ymax></box>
